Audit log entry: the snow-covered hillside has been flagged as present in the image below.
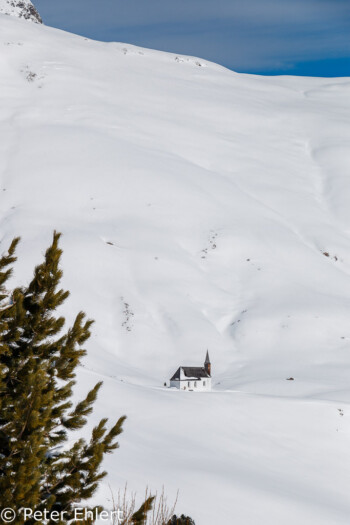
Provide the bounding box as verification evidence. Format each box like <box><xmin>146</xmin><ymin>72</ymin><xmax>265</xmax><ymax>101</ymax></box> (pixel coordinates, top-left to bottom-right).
<box><xmin>1</xmin><ymin>11</ymin><xmax>350</xmax><ymax>524</ymax></box>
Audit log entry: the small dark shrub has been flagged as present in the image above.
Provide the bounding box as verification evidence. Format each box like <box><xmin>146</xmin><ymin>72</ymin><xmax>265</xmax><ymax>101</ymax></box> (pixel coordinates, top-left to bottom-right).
<box><xmin>167</xmin><ymin>515</ymin><xmax>195</xmax><ymax>525</ymax></box>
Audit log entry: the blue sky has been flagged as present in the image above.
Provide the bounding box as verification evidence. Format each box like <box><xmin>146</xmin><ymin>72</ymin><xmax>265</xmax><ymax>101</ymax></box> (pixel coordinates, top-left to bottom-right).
<box><xmin>34</xmin><ymin>0</ymin><xmax>350</xmax><ymax>76</ymax></box>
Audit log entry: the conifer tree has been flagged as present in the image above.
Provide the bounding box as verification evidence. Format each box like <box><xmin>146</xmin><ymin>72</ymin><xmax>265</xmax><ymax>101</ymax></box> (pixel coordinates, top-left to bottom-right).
<box><xmin>0</xmin><ymin>236</ymin><xmax>20</xmax><ymax>463</ymax></box>
<box><xmin>127</xmin><ymin>497</ymin><xmax>155</xmax><ymax>525</ymax></box>
<box><xmin>167</xmin><ymin>515</ymin><xmax>195</xmax><ymax>525</ymax></box>
<box><xmin>0</xmin><ymin>232</ymin><xmax>152</xmax><ymax>524</ymax></box>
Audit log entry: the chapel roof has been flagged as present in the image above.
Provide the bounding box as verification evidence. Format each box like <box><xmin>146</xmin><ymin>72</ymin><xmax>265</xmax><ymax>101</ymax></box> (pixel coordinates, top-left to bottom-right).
<box><xmin>170</xmin><ymin>366</ymin><xmax>210</xmax><ymax>381</ymax></box>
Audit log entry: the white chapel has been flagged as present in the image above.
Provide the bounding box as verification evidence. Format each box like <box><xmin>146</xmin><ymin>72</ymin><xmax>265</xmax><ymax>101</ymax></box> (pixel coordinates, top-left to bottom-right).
<box><xmin>169</xmin><ymin>351</ymin><xmax>212</xmax><ymax>391</ymax></box>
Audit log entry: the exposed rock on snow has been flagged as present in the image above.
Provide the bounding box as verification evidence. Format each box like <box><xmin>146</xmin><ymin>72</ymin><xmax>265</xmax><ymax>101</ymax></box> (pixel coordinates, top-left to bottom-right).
<box><xmin>0</xmin><ymin>0</ymin><xmax>42</xmax><ymax>23</ymax></box>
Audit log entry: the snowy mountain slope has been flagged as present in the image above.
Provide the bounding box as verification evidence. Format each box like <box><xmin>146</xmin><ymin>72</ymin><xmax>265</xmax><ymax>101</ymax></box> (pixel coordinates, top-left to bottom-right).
<box><xmin>1</xmin><ymin>13</ymin><xmax>350</xmax><ymax>524</ymax></box>
<box><xmin>0</xmin><ymin>0</ymin><xmax>41</xmax><ymax>23</ymax></box>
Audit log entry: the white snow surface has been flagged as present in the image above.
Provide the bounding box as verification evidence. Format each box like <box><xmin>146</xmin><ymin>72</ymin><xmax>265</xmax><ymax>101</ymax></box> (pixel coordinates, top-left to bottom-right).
<box><xmin>1</xmin><ymin>14</ymin><xmax>350</xmax><ymax>524</ymax></box>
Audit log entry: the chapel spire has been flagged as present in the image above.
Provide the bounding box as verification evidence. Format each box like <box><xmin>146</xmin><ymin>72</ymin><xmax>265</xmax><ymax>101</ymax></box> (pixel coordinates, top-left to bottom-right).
<box><xmin>204</xmin><ymin>350</ymin><xmax>211</xmax><ymax>376</ymax></box>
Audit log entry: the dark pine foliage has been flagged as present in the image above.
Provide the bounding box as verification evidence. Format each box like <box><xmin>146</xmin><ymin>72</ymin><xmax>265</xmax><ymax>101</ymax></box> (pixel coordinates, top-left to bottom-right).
<box><xmin>0</xmin><ymin>232</ymin><xmax>146</xmax><ymax>524</ymax></box>
<box><xmin>167</xmin><ymin>515</ymin><xmax>196</xmax><ymax>525</ymax></box>
<box><xmin>129</xmin><ymin>496</ymin><xmax>155</xmax><ymax>524</ymax></box>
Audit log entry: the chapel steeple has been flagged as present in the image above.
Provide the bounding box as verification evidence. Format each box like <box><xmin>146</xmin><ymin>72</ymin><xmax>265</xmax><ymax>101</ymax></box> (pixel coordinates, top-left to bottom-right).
<box><xmin>204</xmin><ymin>350</ymin><xmax>211</xmax><ymax>377</ymax></box>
